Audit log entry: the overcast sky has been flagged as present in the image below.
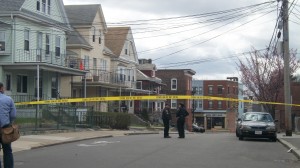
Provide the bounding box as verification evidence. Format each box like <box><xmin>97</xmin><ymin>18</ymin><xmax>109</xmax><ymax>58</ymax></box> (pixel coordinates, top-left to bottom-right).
<box><xmin>63</xmin><ymin>0</ymin><xmax>300</xmax><ymax>80</ymax></box>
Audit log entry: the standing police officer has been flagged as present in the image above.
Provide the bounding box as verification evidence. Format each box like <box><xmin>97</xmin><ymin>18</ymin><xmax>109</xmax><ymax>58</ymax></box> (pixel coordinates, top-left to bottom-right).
<box><xmin>162</xmin><ymin>104</ymin><xmax>172</xmax><ymax>138</ymax></box>
<box><xmin>176</xmin><ymin>103</ymin><xmax>189</xmax><ymax>138</ymax></box>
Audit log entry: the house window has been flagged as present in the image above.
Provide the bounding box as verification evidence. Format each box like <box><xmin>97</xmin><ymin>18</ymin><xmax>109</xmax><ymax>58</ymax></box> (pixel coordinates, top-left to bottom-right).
<box><xmin>24</xmin><ymin>29</ymin><xmax>29</xmax><ymax>51</ymax></box>
<box><xmin>136</xmin><ymin>81</ymin><xmax>142</xmax><ymax>89</ymax></box>
<box><xmin>42</xmin><ymin>0</ymin><xmax>46</xmax><ymax>13</ymax></box>
<box><xmin>208</xmin><ymin>86</ymin><xmax>213</xmax><ymax>95</ymax></box>
<box><xmin>92</xmin><ymin>35</ymin><xmax>95</xmax><ymax>42</ymax></box>
<box><xmin>37</xmin><ymin>0</ymin><xmax>40</xmax><ymax>11</ymax></box>
<box><xmin>171</xmin><ymin>99</ymin><xmax>177</xmax><ymax>109</ymax></box>
<box><xmin>17</xmin><ymin>75</ymin><xmax>28</xmax><ymax>93</ymax></box>
<box><xmin>0</xmin><ymin>31</ymin><xmax>5</xmax><ymax>51</ymax></box>
<box><xmin>128</xmin><ymin>69</ymin><xmax>131</xmax><ymax>81</ymax></box>
<box><xmin>218</xmin><ymin>101</ymin><xmax>222</xmax><ymax>109</ymax></box>
<box><xmin>217</xmin><ymin>85</ymin><xmax>223</xmax><ymax>94</ymax></box>
<box><xmin>100</xmin><ymin>59</ymin><xmax>107</xmax><ymax>71</ymax></box>
<box><xmin>47</xmin><ymin>0</ymin><xmax>51</xmax><ymax>15</ymax></box>
<box><xmin>199</xmin><ymin>100</ymin><xmax>203</xmax><ymax>108</ymax></box>
<box><xmin>171</xmin><ymin>78</ymin><xmax>177</xmax><ymax>90</ymax></box>
<box><xmin>5</xmin><ymin>74</ymin><xmax>11</xmax><ymax>91</ymax></box>
<box><xmin>51</xmin><ymin>77</ymin><xmax>58</xmax><ymax>98</ymax></box>
<box><xmin>93</xmin><ymin>58</ymin><xmax>97</xmax><ymax>75</ymax></box>
<box><xmin>84</xmin><ymin>55</ymin><xmax>89</xmax><ymax>70</ymax></box>
<box><xmin>55</xmin><ymin>36</ymin><xmax>60</xmax><ymax>56</ymax></box>
<box><xmin>99</xmin><ymin>30</ymin><xmax>101</xmax><ymax>44</ymax></box>
<box><xmin>208</xmin><ymin>101</ymin><xmax>213</xmax><ymax>108</ymax></box>
<box><xmin>46</xmin><ymin>34</ymin><xmax>50</xmax><ymax>54</ymax></box>
<box><xmin>192</xmin><ymin>87</ymin><xmax>198</xmax><ymax>94</ymax></box>
<box><xmin>199</xmin><ymin>87</ymin><xmax>203</xmax><ymax>94</ymax></box>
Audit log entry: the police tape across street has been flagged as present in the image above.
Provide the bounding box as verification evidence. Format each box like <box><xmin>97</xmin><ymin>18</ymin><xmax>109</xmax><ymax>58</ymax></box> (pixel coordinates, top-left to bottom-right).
<box><xmin>14</xmin><ymin>95</ymin><xmax>300</xmax><ymax>107</ymax></box>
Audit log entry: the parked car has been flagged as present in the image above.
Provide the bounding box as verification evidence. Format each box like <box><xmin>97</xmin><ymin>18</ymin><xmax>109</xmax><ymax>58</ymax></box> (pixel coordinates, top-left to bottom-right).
<box><xmin>192</xmin><ymin>123</ymin><xmax>205</xmax><ymax>133</ymax></box>
<box><xmin>236</xmin><ymin>112</ymin><xmax>277</xmax><ymax>141</ymax></box>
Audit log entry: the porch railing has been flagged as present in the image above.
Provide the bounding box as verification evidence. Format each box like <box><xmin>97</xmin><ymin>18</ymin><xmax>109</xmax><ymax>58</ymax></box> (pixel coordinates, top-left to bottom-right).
<box><xmin>10</xmin><ymin>94</ymin><xmax>50</xmax><ymax>103</ymax></box>
<box><xmin>85</xmin><ymin>70</ymin><xmax>134</xmax><ymax>87</ymax></box>
<box><xmin>16</xmin><ymin>49</ymin><xmax>64</xmax><ymax>66</ymax></box>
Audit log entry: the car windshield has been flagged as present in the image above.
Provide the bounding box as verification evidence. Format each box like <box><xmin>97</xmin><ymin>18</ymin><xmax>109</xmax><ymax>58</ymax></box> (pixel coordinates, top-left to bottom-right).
<box><xmin>243</xmin><ymin>113</ymin><xmax>273</xmax><ymax>122</ymax></box>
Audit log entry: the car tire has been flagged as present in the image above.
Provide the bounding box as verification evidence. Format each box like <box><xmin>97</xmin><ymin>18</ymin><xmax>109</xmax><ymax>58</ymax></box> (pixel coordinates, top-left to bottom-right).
<box><xmin>270</xmin><ymin>137</ymin><xmax>277</xmax><ymax>142</ymax></box>
<box><xmin>236</xmin><ymin>129</ymin><xmax>239</xmax><ymax>137</ymax></box>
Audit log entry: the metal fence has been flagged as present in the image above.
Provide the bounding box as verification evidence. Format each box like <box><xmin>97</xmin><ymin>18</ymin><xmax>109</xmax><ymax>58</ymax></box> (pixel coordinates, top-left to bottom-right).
<box><xmin>16</xmin><ymin>104</ymin><xmax>94</xmax><ymax>132</ymax></box>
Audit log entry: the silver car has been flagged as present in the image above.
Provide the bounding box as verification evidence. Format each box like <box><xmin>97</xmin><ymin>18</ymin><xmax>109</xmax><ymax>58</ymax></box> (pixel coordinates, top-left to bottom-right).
<box><xmin>236</xmin><ymin>112</ymin><xmax>277</xmax><ymax>141</ymax></box>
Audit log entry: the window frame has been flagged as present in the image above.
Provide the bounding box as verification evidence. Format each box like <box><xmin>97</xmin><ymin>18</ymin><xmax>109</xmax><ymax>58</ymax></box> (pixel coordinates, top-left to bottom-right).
<box><xmin>45</xmin><ymin>34</ymin><xmax>50</xmax><ymax>55</ymax></box>
<box><xmin>171</xmin><ymin>99</ymin><xmax>177</xmax><ymax>109</ymax></box>
<box><xmin>24</xmin><ymin>29</ymin><xmax>30</xmax><ymax>51</ymax></box>
<box><xmin>0</xmin><ymin>31</ymin><xmax>5</xmax><ymax>52</ymax></box>
<box><xmin>136</xmin><ymin>81</ymin><xmax>142</xmax><ymax>89</ymax></box>
<box><xmin>17</xmin><ymin>75</ymin><xmax>28</xmax><ymax>93</ymax></box>
<box><xmin>171</xmin><ymin>78</ymin><xmax>177</xmax><ymax>90</ymax></box>
<box><xmin>218</xmin><ymin>101</ymin><xmax>222</xmax><ymax>109</ymax></box>
<box><xmin>55</xmin><ymin>36</ymin><xmax>60</xmax><ymax>57</ymax></box>
<box><xmin>208</xmin><ymin>85</ymin><xmax>213</xmax><ymax>95</ymax></box>
<box><xmin>208</xmin><ymin>100</ymin><xmax>213</xmax><ymax>109</ymax></box>
<box><xmin>217</xmin><ymin>85</ymin><xmax>223</xmax><ymax>94</ymax></box>
<box><xmin>5</xmin><ymin>74</ymin><xmax>11</xmax><ymax>91</ymax></box>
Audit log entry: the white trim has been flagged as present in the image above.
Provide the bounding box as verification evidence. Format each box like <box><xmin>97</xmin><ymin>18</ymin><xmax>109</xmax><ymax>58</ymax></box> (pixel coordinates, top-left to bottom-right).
<box><xmin>171</xmin><ymin>78</ymin><xmax>177</xmax><ymax>90</ymax></box>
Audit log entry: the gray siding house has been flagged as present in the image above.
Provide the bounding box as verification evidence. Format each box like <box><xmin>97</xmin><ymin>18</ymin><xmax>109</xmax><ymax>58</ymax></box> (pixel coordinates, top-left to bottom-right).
<box><xmin>0</xmin><ymin>0</ymin><xmax>85</xmax><ymax>102</ymax></box>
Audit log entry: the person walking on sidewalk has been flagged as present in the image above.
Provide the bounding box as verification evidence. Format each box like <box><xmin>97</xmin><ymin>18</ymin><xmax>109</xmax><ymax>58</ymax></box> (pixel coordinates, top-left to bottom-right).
<box><xmin>162</xmin><ymin>104</ymin><xmax>172</xmax><ymax>138</ymax></box>
<box><xmin>0</xmin><ymin>82</ymin><xmax>17</xmax><ymax>168</ymax></box>
<box><xmin>176</xmin><ymin>103</ymin><xmax>189</xmax><ymax>138</ymax></box>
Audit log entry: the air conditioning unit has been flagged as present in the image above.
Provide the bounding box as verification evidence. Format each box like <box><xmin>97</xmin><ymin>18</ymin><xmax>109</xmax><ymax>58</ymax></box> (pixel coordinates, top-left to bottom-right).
<box><xmin>295</xmin><ymin>117</ymin><xmax>300</xmax><ymax>133</ymax></box>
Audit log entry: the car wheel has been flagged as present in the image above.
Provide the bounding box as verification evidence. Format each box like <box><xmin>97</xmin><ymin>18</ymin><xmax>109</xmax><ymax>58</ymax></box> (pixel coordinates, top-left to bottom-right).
<box><xmin>236</xmin><ymin>129</ymin><xmax>239</xmax><ymax>137</ymax></box>
<box><xmin>270</xmin><ymin>137</ymin><xmax>277</xmax><ymax>142</ymax></box>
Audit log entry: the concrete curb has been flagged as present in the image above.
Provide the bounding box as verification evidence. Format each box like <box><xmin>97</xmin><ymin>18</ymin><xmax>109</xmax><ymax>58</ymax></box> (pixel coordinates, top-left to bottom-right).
<box><xmin>277</xmin><ymin>138</ymin><xmax>300</xmax><ymax>159</ymax></box>
<box><xmin>30</xmin><ymin>135</ymin><xmax>113</xmax><ymax>150</ymax></box>
<box><xmin>124</xmin><ymin>132</ymin><xmax>159</xmax><ymax>135</ymax></box>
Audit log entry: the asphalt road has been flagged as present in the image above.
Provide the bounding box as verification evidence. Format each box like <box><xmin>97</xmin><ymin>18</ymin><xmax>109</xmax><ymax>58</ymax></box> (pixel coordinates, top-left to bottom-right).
<box><xmin>14</xmin><ymin>133</ymin><xmax>299</xmax><ymax>168</ymax></box>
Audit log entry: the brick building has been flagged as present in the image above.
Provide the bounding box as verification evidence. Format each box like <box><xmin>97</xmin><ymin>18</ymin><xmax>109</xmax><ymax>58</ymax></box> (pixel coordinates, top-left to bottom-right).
<box><xmin>192</xmin><ymin>78</ymin><xmax>243</xmax><ymax>132</ymax></box>
<box><xmin>156</xmin><ymin>69</ymin><xmax>196</xmax><ymax>131</ymax></box>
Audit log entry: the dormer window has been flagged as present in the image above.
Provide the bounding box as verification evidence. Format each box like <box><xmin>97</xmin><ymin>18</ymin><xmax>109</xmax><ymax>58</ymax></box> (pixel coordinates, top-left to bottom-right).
<box><xmin>37</xmin><ymin>0</ymin><xmax>51</xmax><ymax>15</ymax></box>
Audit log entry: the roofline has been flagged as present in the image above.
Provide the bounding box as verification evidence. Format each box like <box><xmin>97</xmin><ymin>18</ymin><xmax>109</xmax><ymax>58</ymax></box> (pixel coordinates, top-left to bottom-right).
<box><xmin>67</xmin><ymin>44</ymin><xmax>93</xmax><ymax>50</ymax></box>
<box><xmin>0</xmin><ymin>12</ymin><xmax>72</xmax><ymax>31</ymax></box>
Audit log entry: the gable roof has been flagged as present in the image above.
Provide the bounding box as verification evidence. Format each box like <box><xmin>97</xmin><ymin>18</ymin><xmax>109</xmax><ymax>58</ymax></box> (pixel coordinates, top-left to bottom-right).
<box><xmin>67</xmin><ymin>30</ymin><xmax>92</xmax><ymax>49</ymax></box>
<box><xmin>65</xmin><ymin>4</ymin><xmax>106</xmax><ymax>29</ymax></box>
<box><xmin>105</xmin><ymin>27</ymin><xmax>130</xmax><ymax>56</ymax></box>
<box><xmin>0</xmin><ymin>0</ymin><xmax>25</xmax><ymax>11</ymax></box>
<box><xmin>0</xmin><ymin>0</ymin><xmax>71</xmax><ymax>30</ymax></box>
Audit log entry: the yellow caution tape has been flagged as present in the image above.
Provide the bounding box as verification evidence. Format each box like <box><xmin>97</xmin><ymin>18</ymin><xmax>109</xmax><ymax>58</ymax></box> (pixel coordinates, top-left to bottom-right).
<box><xmin>14</xmin><ymin>95</ymin><xmax>300</xmax><ymax>107</ymax></box>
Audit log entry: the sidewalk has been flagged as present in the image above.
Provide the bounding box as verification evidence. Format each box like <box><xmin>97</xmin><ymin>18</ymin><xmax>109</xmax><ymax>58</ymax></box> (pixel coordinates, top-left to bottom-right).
<box><xmin>277</xmin><ymin>133</ymin><xmax>300</xmax><ymax>159</ymax></box>
<box><xmin>8</xmin><ymin>129</ymin><xmax>159</xmax><ymax>154</ymax></box>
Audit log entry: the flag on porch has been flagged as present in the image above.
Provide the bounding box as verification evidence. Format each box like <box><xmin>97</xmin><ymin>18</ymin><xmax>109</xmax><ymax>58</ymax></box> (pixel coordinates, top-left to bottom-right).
<box><xmin>80</xmin><ymin>60</ymin><xmax>84</xmax><ymax>70</ymax></box>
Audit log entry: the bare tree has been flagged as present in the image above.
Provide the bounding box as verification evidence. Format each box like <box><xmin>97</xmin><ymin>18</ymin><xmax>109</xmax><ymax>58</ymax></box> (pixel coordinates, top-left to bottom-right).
<box><xmin>237</xmin><ymin>48</ymin><xmax>299</xmax><ymax>118</ymax></box>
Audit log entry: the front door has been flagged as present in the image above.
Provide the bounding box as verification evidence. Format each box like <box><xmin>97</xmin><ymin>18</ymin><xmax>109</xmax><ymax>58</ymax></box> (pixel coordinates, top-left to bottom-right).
<box><xmin>4</xmin><ymin>73</ymin><xmax>12</xmax><ymax>96</ymax></box>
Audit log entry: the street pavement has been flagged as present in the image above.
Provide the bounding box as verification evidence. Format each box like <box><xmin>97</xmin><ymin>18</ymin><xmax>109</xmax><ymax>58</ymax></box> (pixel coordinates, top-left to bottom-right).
<box><xmin>2</xmin><ymin>129</ymin><xmax>300</xmax><ymax>160</ymax></box>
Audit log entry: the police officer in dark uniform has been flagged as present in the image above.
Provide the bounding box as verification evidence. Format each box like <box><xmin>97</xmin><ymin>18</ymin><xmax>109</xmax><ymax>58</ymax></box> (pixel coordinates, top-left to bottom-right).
<box><xmin>162</xmin><ymin>104</ymin><xmax>172</xmax><ymax>138</ymax></box>
<box><xmin>176</xmin><ymin>103</ymin><xmax>189</xmax><ymax>138</ymax></box>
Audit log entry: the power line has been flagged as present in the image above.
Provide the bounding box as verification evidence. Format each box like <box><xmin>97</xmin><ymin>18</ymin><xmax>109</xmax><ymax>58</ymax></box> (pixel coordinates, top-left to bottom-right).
<box><xmin>152</xmin><ymin>9</ymin><xmax>275</xmax><ymax>61</ymax></box>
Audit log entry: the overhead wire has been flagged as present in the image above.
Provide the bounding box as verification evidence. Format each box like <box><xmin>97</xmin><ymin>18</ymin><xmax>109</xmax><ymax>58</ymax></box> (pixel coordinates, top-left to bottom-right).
<box><xmin>152</xmin><ymin>9</ymin><xmax>276</xmax><ymax>61</ymax></box>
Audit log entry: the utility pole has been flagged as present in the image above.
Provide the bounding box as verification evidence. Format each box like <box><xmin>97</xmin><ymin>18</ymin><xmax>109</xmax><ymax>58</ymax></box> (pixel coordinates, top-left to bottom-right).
<box><xmin>282</xmin><ymin>0</ymin><xmax>292</xmax><ymax>136</ymax></box>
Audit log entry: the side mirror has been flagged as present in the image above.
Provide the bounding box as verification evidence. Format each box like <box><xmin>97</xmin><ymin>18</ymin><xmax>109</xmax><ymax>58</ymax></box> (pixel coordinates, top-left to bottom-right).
<box><xmin>237</xmin><ymin>118</ymin><xmax>242</xmax><ymax>121</ymax></box>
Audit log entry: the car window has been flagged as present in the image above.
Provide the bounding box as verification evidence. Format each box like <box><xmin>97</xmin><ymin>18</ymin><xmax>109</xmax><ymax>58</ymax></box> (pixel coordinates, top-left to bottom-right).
<box><xmin>243</xmin><ymin>113</ymin><xmax>273</xmax><ymax>122</ymax></box>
